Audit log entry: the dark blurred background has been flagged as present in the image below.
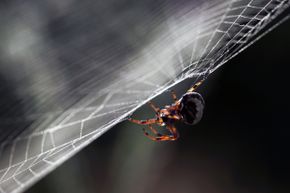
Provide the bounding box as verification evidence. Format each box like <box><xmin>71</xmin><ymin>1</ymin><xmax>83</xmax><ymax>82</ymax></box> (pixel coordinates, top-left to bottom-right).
<box><xmin>27</xmin><ymin>16</ymin><xmax>290</xmax><ymax>193</ymax></box>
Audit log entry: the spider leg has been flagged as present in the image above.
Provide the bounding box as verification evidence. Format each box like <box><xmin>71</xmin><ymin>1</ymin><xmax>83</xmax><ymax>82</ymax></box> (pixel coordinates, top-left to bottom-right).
<box><xmin>166</xmin><ymin>124</ymin><xmax>179</xmax><ymax>140</ymax></box>
<box><xmin>142</xmin><ymin>125</ymin><xmax>162</xmax><ymax>139</ymax></box>
<box><xmin>143</xmin><ymin>124</ymin><xmax>179</xmax><ymax>141</ymax></box>
<box><xmin>187</xmin><ymin>79</ymin><xmax>204</xmax><ymax>93</ymax></box>
<box><xmin>143</xmin><ymin>128</ymin><xmax>171</xmax><ymax>141</ymax></box>
<box><xmin>147</xmin><ymin>101</ymin><xmax>160</xmax><ymax>113</ymax></box>
<box><xmin>128</xmin><ymin>118</ymin><xmax>157</xmax><ymax>125</ymax></box>
<box><xmin>170</xmin><ymin>90</ymin><xmax>178</xmax><ymax>103</ymax></box>
<box><xmin>148</xmin><ymin>124</ymin><xmax>162</xmax><ymax>136</ymax></box>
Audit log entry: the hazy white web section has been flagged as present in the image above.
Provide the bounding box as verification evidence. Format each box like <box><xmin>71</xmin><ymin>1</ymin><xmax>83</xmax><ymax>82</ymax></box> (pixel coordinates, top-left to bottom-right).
<box><xmin>0</xmin><ymin>0</ymin><xmax>289</xmax><ymax>192</ymax></box>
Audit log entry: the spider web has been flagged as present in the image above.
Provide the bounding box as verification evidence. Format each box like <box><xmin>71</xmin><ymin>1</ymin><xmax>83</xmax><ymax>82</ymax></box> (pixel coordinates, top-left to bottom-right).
<box><xmin>0</xmin><ymin>0</ymin><xmax>289</xmax><ymax>192</ymax></box>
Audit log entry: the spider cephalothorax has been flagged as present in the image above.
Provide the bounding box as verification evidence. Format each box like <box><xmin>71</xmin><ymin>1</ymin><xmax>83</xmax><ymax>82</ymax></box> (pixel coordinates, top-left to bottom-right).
<box><xmin>129</xmin><ymin>80</ymin><xmax>205</xmax><ymax>141</ymax></box>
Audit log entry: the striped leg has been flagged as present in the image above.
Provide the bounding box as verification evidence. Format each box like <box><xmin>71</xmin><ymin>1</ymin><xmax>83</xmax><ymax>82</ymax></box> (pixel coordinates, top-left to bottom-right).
<box><xmin>128</xmin><ymin>118</ymin><xmax>157</xmax><ymax>125</ymax></box>
<box><xmin>187</xmin><ymin>80</ymin><xmax>204</xmax><ymax>93</ymax></box>
<box><xmin>143</xmin><ymin>124</ymin><xmax>179</xmax><ymax>141</ymax></box>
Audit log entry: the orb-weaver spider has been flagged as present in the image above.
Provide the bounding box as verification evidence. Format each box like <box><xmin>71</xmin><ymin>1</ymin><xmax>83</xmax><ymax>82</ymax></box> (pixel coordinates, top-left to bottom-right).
<box><xmin>129</xmin><ymin>79</ymin><xmax>205</xmax><ymax>141</ymax></box>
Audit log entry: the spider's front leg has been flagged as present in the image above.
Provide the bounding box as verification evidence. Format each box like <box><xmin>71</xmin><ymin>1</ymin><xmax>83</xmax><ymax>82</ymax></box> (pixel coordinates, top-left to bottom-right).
<box><xmin>128</xmin><ymin>118</ymin><xmax>157</xmax><ymax>125</ymax></box>
<box><xmin>128</xmin><ymin>101</ymin><xmax>161</xmax><ymax>125</ymax></box>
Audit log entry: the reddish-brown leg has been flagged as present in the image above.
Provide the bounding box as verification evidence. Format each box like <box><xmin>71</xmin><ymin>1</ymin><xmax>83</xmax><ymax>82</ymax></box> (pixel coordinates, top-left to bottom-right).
<box><xmin>166</xmin><ymin>124</ymin><xmax>179</xmax><ymax>140</ymax></box>
<box><xmin>128</xmin><ymin>118</ymin><xmax>157</xmax><ymax>125</ymax></box>
<box><xmin>147</xmin><ymin>124</ymin><xmax>161</xmax><ymax>136</ymax></box>
<box><xmin>143</xmin><ymin>124</ymin><xmax>179</xmax><ymax>141</ymax></box>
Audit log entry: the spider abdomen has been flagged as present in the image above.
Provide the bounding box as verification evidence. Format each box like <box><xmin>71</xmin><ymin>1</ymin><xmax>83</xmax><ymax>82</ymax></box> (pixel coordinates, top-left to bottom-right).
<box><xmin>179</xmin><ymin>92</ymin><xmax>204</xmax><ymax>125</ymax></box>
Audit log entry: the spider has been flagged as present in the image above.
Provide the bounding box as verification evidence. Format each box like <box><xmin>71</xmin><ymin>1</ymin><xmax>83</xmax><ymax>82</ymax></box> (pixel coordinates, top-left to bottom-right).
<box><xmin>128</xmin><ymin>79</ymin><xmax>205</xmax><ymax>141</ymax></box>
